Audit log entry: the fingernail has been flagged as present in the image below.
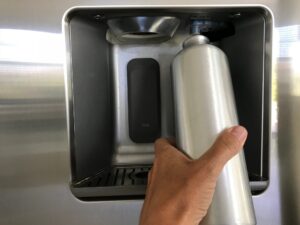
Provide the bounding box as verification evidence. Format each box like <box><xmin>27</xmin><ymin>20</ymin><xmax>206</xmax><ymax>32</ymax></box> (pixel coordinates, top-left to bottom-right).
<box><xmin>229</xmin><ymin>126</ymin><xmax>247</xmax><ymax>141</ymax></box>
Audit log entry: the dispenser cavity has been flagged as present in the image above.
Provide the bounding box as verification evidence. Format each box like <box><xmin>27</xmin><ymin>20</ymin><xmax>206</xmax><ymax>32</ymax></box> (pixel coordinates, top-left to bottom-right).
<box><xmin>63</xmin><ymin>6</ymin><xmax>273</xmax><ymax>200</ymax></box>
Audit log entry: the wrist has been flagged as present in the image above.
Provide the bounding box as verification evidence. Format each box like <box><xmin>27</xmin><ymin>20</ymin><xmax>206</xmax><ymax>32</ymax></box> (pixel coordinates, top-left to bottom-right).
<box><xmin>140</xmin><ymin>207</ymin><xmax>194</xmax><ymax>225</ymax></box>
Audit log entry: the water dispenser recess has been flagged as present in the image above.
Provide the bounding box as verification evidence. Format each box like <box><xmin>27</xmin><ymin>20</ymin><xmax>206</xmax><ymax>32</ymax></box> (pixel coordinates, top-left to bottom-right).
<box><xmin>63</xmin><ymin>6</ymin><xmax>272</xmax><ymax>200</ymax></box>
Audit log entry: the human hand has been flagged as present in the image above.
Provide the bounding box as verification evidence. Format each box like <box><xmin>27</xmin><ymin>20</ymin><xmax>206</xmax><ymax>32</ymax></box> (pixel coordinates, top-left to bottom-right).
<box><xmin>139</xmin><ymin>126</ymin><xmax>248</xmax><ymax>225</ymax></box>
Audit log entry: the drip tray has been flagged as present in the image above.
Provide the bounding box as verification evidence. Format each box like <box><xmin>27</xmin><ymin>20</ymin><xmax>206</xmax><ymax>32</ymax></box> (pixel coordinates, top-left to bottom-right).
<box><xmin>71</xmin><ymin>166</ymin><xmax>268</xmax><ymax>199</ymax></box>
<box><xmin>71</xmin><ymin>166</ymin><xmax>151</xmax><ymax>199</ymax></box>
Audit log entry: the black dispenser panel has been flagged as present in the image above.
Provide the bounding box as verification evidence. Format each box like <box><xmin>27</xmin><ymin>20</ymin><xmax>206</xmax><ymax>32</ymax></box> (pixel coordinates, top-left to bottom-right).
<box><xmin>127</xmin><ymin>58</ymin><xmax>161</xmax><ymax>143</ymax></box>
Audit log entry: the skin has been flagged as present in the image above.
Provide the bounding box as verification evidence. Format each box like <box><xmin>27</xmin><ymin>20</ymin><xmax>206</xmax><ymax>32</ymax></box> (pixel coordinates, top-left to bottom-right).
<box><xmin>139</xmin><ymin>125</ymin><xmax>248</xmax><ymax>225</ymax></box>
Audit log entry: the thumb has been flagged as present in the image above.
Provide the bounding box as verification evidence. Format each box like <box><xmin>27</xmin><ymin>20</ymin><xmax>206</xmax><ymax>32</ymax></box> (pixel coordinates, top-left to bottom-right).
<box><xmin>196</xmin><ymin>126</ymin><xmax>248</xmax><ymax>175</ymax></box>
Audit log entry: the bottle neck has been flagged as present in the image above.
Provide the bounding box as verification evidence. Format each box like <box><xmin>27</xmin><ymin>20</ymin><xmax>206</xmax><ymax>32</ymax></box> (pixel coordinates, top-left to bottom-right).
<box><xmin>183</xmin><ymin>35</ymin><xmax>209</xmax><ymax>49</ymax></box>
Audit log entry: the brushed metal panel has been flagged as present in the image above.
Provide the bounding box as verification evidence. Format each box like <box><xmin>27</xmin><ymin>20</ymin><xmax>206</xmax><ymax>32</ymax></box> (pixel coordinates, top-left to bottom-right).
<box><xmin>0</xmin><ymin>1</ymin><xmax>299</xmax><ymax>225</ymax></box>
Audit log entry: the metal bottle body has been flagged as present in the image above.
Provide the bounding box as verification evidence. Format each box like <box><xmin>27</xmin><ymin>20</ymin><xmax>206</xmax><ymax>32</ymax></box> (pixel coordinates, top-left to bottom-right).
<box><xmin>172</xmin><ymin>35</ymin><xmax>256</xmax><ymax>225</ymax></box>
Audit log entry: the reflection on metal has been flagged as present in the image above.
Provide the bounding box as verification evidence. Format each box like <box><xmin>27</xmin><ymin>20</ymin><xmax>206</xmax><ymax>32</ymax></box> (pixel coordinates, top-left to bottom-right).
<box><xmin>277</xmin><ymin>25</ymin><xmax>300</xmax><ymax>97</ymax></box>
<box><xmin>0</xmin><ymin>2</ymin><xmax>299</xmax><ymax>225</ymax></box>
<box><xmin>276</xmin><ymin>24</ymin><xmax>300</xmax><ymax>225</ymax></box>
<box><xmin>0</xmin><ymin>29</ymin><xmax>64</xmax><ymax>64</ymax></box>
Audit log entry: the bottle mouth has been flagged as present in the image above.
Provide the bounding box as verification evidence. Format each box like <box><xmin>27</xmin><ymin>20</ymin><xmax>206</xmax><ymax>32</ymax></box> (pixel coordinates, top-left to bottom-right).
<box><xmin>183</xmin><ymin>35</ymin><xmax>209</xmax><ymax>48</ymax></box>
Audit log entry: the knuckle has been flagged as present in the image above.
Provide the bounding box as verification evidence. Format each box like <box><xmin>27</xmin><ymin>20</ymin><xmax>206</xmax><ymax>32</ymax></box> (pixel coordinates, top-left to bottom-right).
<box><xmin>218</xmin><ymin>133</ymin><xmax>240</xmax><ymax>153</ymax></box>
<box><xmin>204</xmin><ymin>162</ymin><xmax>219</xmax><ymax>178</ymax></box>
<box><xmin>192</xmin><ymin>159</ymin><xmax>219</xmax><ymax>180</ymax></box>
<box><xmin>154</xmin><ymin>138</ymin><xmax>165</xmax><ymax>148</ymax></box>
<box><xmin>154</xmin><ymin>138</ymin><xmax>170</xmax><ymax>155</ymax></box>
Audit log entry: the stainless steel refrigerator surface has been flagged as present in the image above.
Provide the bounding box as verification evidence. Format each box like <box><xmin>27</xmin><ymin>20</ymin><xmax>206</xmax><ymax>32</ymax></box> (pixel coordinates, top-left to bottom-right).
<box><xmin>0</xmin><ymin>1</ymin><xmax>300</xmax><ymax>225</ymax></box>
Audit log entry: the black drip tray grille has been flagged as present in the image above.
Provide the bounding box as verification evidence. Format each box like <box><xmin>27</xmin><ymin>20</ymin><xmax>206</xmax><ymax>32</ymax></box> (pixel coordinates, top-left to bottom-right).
<box><xmin>71</xmin><ymin>166</ymin><xmax>151</xmax><ymax>198</ymax></box>
<box><xmin>75</xmin><ymin>166</ymin><xmax>151</xmax><ymax>187</ymax></box>
<box><xmin>71</xmin><ymin>166</ymin><xmax>268</xmax><ymax>199</ymax></box>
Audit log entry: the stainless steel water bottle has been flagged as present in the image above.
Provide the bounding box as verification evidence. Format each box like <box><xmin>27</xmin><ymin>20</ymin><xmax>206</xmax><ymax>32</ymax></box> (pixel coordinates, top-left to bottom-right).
<box><xmin>172</xmin><ymin>34</ymin><xmax>256</xmax><ymax>225</ymax></box>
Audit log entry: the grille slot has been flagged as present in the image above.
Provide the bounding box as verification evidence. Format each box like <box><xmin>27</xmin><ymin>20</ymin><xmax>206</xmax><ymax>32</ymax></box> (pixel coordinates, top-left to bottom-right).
<box><xmin>74</xmin><ymin>166</ymin><xmax>151</xmax><ymax>188</ymax></box>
